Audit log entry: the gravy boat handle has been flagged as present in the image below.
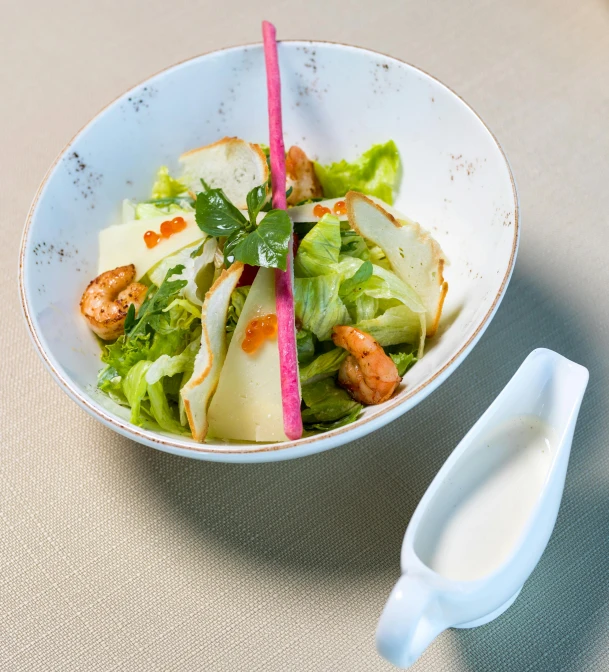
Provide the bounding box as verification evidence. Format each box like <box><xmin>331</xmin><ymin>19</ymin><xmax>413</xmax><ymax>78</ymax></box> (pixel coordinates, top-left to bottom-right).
<box><xmin>376</xmin><ymin>575</ymin><xmax>445</xmax><ymax>668</ymax></box>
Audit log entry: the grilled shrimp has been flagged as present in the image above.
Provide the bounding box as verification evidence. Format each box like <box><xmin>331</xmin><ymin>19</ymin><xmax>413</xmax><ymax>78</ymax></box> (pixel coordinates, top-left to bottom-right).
<box><xmin>80</xmin><ymin>264</ymin><xmax>147</xmax><ymax>340</ymax></box>
<box><xmin>332</xmin><ymin>326</ymin><xmax>401</xmax><ymax>405</ymax></box>
<box><xmin>285</xmin><ymin>145</ymin><xmax>323</xmax><ymax>205</ymax></box>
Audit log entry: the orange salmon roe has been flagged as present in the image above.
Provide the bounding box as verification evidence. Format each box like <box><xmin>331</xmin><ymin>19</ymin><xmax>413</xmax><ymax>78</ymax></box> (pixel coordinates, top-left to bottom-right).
<box><xmin>333</xmin><ymin>200</ymin><xmax>347</xmax><ymax>215</ymax></box>
<box><xmin>242</xmin><ymin>314</ymin><xmax>278</xmax><ymax>354</ymax></box>
<box><xmin>144</xmin><ymin>230</ymin><xmax>161</xmax><ymax>248</ymax></box>
<box><xmin>145</xmin><ymin>216</ymin><xmax>187</xmax><ymax>246</ymax></box>
<box><xmin>313</xmin><ymin>204</ymin><xmax>331</xmax><ymax>218</ymax></box>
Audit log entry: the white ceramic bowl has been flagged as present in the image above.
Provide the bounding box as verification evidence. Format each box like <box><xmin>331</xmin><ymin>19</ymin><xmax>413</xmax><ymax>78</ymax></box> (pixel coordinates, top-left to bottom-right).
<box><xmin>19</xmin><ymin>41</ymin><xmax>519</xmax><ymax>463</ymax></box>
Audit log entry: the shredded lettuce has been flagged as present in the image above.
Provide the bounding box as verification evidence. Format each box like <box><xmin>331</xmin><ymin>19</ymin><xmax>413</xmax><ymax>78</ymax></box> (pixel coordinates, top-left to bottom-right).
<box><xmin>314</xmin><ymin>140</ymin><xmax>400</xmax><ymax>205</ymax></box>
<box><xmin>98</xmin><ymin>265</ymin><xmax>201</xmax><ymax>433</ymax></box>
<box><xmin>151</xmin><ymin>166</ymin><xmax>189</xmax><ymax>200</ymax></box>
<box><xmin>294</xmin><ymin>274</ymin><xmax>350</xmax><ymax>341</ymax></box>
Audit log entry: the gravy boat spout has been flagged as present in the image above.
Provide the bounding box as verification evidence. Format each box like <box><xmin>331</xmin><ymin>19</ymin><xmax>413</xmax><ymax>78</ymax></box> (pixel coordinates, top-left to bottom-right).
<box><xmin>376</xmin><ymin>349</ymin><xmax>589</xmax><ymax>668</ymax></box>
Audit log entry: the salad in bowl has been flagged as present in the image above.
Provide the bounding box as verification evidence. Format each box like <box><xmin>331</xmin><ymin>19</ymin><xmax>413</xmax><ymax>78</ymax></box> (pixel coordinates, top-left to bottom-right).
<box><xmin>82</xmin><ymin>134</ymin><xmax>447</xmax><ymax>444</ymax></box>
<box><xmin>20</xmin><ymin>29</ymin><xmax>518</xmax><ymax>461</ymax></box>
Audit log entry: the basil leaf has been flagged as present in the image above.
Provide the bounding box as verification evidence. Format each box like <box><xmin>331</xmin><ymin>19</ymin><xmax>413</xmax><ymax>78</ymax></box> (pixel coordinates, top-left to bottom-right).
<box><xmin>231</xmin><ymin>209</ymin><xmax>292</xmax><ymax>271</ymax></box>
<box><xmin>195</xmin><ymin>188</ymin><xmax>246</xmax><ymax>237</ymax></box>
<box><xmin>246</xmin><ymin>185</ymin><xmax>267</xmax><ymax>228</ymax></box>
<box><xmin>224</xmin><ymin>229</ymin><xmax>249</xmax><ymax>267</ymax></box>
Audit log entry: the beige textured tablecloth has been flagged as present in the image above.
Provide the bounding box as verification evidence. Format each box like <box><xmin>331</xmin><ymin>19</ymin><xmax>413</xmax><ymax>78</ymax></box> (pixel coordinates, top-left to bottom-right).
<box><xmin>2</xmin><ymin>0</ymin><xmax>609</xmax><ymax>669</ymax></box>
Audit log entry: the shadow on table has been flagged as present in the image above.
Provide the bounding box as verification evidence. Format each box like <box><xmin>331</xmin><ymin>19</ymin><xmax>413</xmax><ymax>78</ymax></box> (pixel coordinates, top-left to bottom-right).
<box><xmin>129</xmin><ymin>262</ymin><xmax>608</xmax><ymax>671</ymax></box>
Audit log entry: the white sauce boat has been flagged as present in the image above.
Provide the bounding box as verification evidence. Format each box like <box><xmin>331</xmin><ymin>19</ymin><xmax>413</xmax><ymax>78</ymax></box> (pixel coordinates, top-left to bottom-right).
<box><xmin>376</xmin><ymin>348</ymin><xmax>589</xmax><ymax>668</ymax></box>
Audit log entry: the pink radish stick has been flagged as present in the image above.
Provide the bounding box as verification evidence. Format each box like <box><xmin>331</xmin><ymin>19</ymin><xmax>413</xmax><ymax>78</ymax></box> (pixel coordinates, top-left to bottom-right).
<box><xmin>262</xmin><ymin>20</ymin><xmax>303</xmax><ymax>441</ymax></box>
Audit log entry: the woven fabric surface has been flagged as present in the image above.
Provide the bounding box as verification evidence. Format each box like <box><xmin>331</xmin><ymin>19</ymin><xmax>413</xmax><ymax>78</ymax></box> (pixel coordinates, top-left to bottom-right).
<box><xmin>2</xmin><ymin>0</ymin><xmax>609</xmax><ymax>669</ymax></box>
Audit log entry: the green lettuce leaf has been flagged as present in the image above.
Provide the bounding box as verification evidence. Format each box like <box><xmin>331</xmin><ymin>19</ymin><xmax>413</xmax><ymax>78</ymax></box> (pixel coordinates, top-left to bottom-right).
<box><xmin>340</xmin><ymin>229</ymin><xmax>370</xmax><ymax>260</ymax></box>
<box><xmin>294</xmin><ymin>213</ymin><xmax>341</xmax><ymax>277</ymax></box>
<box><xmin>299</xmin><ymin>348</ymin><xmax>348</xmax><ymax>384</ymax></box>
<box><xmin>296</xmin><ymin>329</ymin><xmax>316</xmax><ymax>366</ymax></box>
<box><xmin>314</xmin><ymin>140</ymin><xmax>400</xmax><ymax>205</ymax></box>
<box><xmin>354</xmin><ymin>304</ymin><xmax>421</xmax><ymax>346</ymax></box>
<box><xmin>303</xmin><ymin>405</ymin><xmax>362</xmax><ymax>433</ymax></box>
<box><xmin>122</xmin><ymin>360</ymin><xmax>152</xmax><ymax>425</ymax></box>
<box><xmin>151</xmin><ymin>166</ymin><xmax>189</xmax><ymax>200</ymax></box>
<box><xmin>97</xmin><ymin>366</ymin><xmax>127</xmax><ymax>406</ymax></box>
<box><xmin>99</xmin><ymin>263</ymin><xmax>202</xmax><ymax>432</ymax></box>
<box><xmin>294</xmin><ymin>274</ymin><xmax>351</xmax><ymax>340</ymax></box>
<box><xmin>147</xmin><ymin>380</ymin><xmax>186</xmax><ymax>434</ymax></box>
<box><xmin>390</xmin><ymin>351</ymin><xmax>417</xmax><ymax>376</ymax></box>
<box><xmin>145</xmin><ymin>340</ymin><xmax>199</xmax><ymax>386</ymax></box>
<box><xmin>301</xmin><ymin>377</ymin><xmax>362</xmax><ymax>427</ymax></box>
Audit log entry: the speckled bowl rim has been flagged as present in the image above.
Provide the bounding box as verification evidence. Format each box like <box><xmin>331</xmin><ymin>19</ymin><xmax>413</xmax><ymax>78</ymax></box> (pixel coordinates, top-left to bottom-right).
<box><xmin>19</xmin><ymin>40</ymin><xmax>519</xmax><ymax>461</ymax></box>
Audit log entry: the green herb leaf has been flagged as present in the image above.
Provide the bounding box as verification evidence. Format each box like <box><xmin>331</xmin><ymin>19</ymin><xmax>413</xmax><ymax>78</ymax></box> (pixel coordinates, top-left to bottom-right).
<box><xmin>189</xmin><ymin>242</ymin><xmax>205</xmax><ymax>258</ymax></box>
<box><xmin>339</xmin><ymin>260</ymin><xmax>373</xmax><ymax>302</ymax></box>
<box><xmin>231</xmin><ymin>209</ymin><xmax>292</xmax><ymax>271</ymax></box>
<box><xmin>224</xmin><ymin>229</ymin><xmax>249</xmax><ymax>267</ymax></box>
<box><xmin>128</xmin><ymin>265</ymin><xmax>187</xmax><ymax>339</ymax></box>
<box><xmin>195</xmin><ymin>187</ymin><xmax>247</xmax><ymax>237</ymax></box>
<box><xmin>246</xmin><ymin>184</ymin><xmax>268</xmax><ymax>227</ymax></box>
<box><xmin>124</xmin><ymin>303</ymin><xmax>137</xmax><ymax>332</ymax></box>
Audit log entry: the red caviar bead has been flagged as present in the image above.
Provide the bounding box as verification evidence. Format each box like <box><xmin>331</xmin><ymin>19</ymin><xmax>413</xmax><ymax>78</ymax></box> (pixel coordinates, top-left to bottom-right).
<box><xmin>143</xmin><ymin>230</ymin><xmax>160</xmax><ymax>248</ymax></box>
<box><xmin>160</xmin><ymin>220</ymin><xmax>173</xmax><ymax>237</ymax></box>
<box><xmin>333</xmin><ymin>200</ymin><xmax>347</xmax><ymax>215</ymax></box>
<box><xmin>313</xmin><ymin>204</ymin><xmax>331</xmax><ymax>218</ymax></box>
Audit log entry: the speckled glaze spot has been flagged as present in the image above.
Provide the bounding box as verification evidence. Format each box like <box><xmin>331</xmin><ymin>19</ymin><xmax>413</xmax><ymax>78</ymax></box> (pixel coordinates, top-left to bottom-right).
<box><xmin>64</xmin><ymin>152</ymin><xmax>103</xmax><ymax>208</ymax></box>
<box><xmin>449</xmin><ymin>154</ymin><xmax>479</xmax><ymax>179</ymax></box>
<box><xmin>125</xmin><ymin>86</ymin><xmax>157</xmax><ymax>113</ymax></box>
<box><xmin>32</xmin><ymin>240</ymin><xmax>80</xmax><ymax>266</ymax></box>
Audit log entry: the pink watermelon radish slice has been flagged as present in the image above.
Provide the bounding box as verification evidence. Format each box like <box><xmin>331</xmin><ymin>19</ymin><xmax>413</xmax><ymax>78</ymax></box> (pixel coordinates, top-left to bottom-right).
<box><xmin>262</xmin><ymin>20</ymin><xmax>303</xmax><ymax>441</ymax></box>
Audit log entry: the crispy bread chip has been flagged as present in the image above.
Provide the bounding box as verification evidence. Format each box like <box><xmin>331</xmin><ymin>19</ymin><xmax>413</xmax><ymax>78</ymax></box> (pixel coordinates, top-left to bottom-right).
<box><xmin>181</xmin><ymin>262</ymin><xmax>244</xmax><ymax>441</ymax></box>
<box><xmin>346</xmin><ymin>192</ymin><xmax>448</xmax><ymax>336</ymax></box>
<box><xmin>180</xmin><ymin>137</ymin><xmax>269</xmax><ymax>209</ymax></box>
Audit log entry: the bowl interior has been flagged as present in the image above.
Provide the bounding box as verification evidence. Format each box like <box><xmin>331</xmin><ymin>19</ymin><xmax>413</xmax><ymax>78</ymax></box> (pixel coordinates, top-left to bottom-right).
<box><xmin>21</xmin><ymin>42</ymin><xmax>517</xmax><ymax>461</ymax></box>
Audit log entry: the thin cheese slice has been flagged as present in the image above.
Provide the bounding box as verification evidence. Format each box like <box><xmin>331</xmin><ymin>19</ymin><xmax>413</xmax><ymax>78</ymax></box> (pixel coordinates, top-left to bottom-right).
<box><xmin>98</xmin><ymin>213</ymin><xmax>203</xmax><ymax>280</ymax></box>
<box><xmin>208</xmin><ymin>267</ymin><xmax>287</xmax><ymax>443</ymax></box>
<box><xmin>181</xmin><ymin>263</ymin><xmax>244</xmax><ymax>442</ymax></box>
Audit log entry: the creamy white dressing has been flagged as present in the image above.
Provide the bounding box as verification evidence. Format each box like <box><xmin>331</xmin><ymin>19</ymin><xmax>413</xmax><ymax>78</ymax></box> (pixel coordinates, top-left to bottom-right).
<box><xmin>417</xmin><ymin>415</ymin><xmax>556</xmax><ymax>582</ymax></box>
